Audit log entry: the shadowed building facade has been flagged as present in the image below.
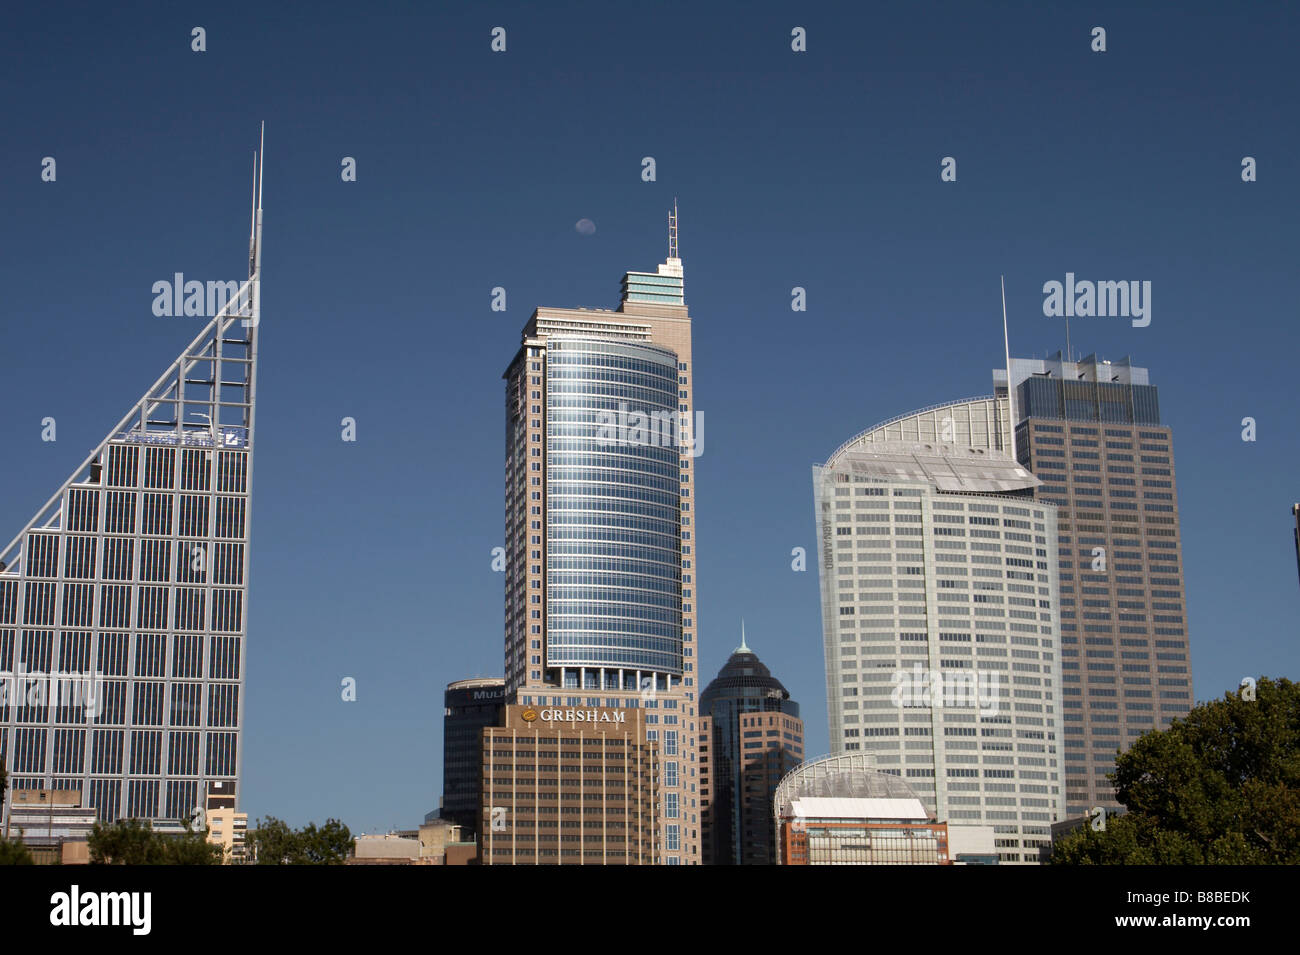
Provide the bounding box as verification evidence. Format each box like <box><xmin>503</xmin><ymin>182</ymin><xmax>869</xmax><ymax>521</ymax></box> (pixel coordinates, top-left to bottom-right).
<box><xmin>441</xmin><ymin>677</ymin><xmax>504</xmax><ymax>833</ymax></box>
<box><xmin>699</xmin><ymin>630</ymin><xmax>802</xmax><ymax>865</ymax></box>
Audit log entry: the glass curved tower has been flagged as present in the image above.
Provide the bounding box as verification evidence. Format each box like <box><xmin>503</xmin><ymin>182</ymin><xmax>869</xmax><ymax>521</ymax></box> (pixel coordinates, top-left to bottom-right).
<box><xmin>501</xmin><ymin>211</ymin><xmax>701</xmax><ymax>863</ymax></box>
<box><xmin>544</xmin><ymin>338</ymin><xmax>682</xmax><ymax>679</ymax></box>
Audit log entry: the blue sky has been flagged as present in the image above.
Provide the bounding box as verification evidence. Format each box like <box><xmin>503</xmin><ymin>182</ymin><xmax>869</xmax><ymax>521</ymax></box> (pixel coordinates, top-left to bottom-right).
<box><xmin>1</xmin><ymin>1</ymin><xmax>1296</xmax><ymax>832</ymax></box>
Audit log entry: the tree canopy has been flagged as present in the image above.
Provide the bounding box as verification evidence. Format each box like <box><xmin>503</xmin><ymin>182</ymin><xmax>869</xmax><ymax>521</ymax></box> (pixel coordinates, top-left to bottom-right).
<box><xmin>0</xmin><ymin>757</ymin><xmax>34</xmax><ymax>865</ymax></box>
<box><xmin>88</xmin><ymin>818</ymin><xmax>222</xmax><ymax>865</ymax></box>
<box><xmin>247</xmin><ymin>816</ymin><xmax>352</xmax><ymax>864</ymax></box>
<box><xmin>1053</xmin><ymin>677</ymin><xmax>1300</xmax><ymax>864</ymax></box>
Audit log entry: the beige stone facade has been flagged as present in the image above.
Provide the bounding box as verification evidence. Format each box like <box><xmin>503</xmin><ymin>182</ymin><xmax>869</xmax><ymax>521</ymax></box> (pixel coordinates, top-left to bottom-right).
<box><xmin>480</xmin><ymin>704</ymin><xmax>658</xmax><ymax>865</ymax></box>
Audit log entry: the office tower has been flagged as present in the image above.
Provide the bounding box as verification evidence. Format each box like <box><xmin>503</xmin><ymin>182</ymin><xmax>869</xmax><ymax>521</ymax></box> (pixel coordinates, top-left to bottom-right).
<box><xmin>995</xmin><ymin>353</ymin><xmax>1192</xmax><ymax>817</ymax></box>
<box><xmin>0</xmin><ymin>146</ymin><xmax>264</xmax><ymax>831</ymax></box>
<box><xmin>441</xmin><ymin>677</ymin><xmax>504</xmax><ymax>832</ymax></box>
<box><xmin>813</xmin><ymin>405</ymin><xmax>1066</xmax><ymax>863</ymax></box>
<box><xmin>480</xmin><ymin>704</ymin><xmax>659</xmax><ymax>865</ymax></box>
<box><xmin>698</xmin><ymin>627</ymin><xmax>803</xmax><ymax>865</ymax></box>
<box><xmin>501</xmin><ymin>207</ymin><xmax>700</xmax><ymax>864</ymax></box>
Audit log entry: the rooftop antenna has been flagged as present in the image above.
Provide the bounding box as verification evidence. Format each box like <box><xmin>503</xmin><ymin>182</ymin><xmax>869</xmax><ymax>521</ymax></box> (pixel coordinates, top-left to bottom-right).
<box><xmin>247</xmin><ymin>151</ymin><xmax>258</xmax><ymax>278</ymax></box>
<box><xmin>248</xmin><ymin>122</ymin><xmax>264</xmax><ymax>280</ymax></box>
<box><xmin>1001</xmin><ymin>275</ymin><xmax>1018</xmax><ymax>463</ymax></box>
<box><xmin>1065</xmin><ymin>313</ymin><xmax>1072</xmax><ymax>363</ymax></box>
<box><xmin>668</xmin><ymin>198</ymin><xmax>679</xmax><ymax>259</ymax></box>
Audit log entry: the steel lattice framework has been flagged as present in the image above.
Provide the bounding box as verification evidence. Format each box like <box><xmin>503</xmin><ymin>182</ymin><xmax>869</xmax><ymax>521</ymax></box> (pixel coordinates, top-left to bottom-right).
<box><xmin>0</xmin><ymin>136</ymin><xmax>263</xmax><ymax>832</ymax></box>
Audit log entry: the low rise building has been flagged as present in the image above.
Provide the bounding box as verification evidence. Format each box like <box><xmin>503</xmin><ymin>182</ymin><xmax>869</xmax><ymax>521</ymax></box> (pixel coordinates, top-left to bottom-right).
<box><xmin>5</xmin><ymin>789</ymin><xmax>96</xmax><ymax>863</ymax></box>
<box><xmin>204</xmin><ymin>780</ymin><xmax>247</xmax><ymax>863</ymax></box>
<box><xmin>349</xmin><ymin>833</ymin><xmax>422</xmax><ymax>865</ymax></box>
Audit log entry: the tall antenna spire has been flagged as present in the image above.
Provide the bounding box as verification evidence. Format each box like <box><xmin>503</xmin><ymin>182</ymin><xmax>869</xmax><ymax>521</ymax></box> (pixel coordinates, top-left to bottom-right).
<box><xmin>245</xmin><ymin>123</ymin><xmax>264</xmax><ymax>330</ymax></box>
<box><xmin>248</xmin><ymin>151</ymin><xmax>258</xmax><ymax>279</ymax></box>
<box><xmin>1001</xmin><ymin>275</ymin><xmax>1018</xmax><ymax>463</ymax></box>
<box><xmin>736</xmin><ymin>618</ymin><xmax>750</xmax><ymax>654</ymax></box>
<box><xmin>257</xmin><ymin>121</ymin><xmax>264</xmax><ymax>212</ymax></box>
<box><xmin>668</xmin><ymin>198</ymin><xmax>679</xmax><ymax>259</ymax></box>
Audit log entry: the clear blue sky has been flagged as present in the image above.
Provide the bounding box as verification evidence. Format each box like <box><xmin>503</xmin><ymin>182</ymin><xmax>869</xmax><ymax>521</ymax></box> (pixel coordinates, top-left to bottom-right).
<box><xmin>2</xmin><ymin>1</ymin><xmax>1296</xmax><ymax>833</ymax></box>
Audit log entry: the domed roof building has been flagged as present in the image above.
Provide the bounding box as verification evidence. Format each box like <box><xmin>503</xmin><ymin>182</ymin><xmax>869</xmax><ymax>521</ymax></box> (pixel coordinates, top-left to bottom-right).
<box><xmin>699</xmin><ymin>625</ymin><xmax>803</xmax><ymax>865</ymax></box>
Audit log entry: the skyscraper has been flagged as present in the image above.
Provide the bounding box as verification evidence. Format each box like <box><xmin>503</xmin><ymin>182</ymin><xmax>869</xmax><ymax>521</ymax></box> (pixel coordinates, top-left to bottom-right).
<box><xmin>699</xmin><ymin>627</ymin><xmax>803</xmax><ymax>865</ymax></box>
<box><xmin>0</xmin><ymin>143</ymin><xmax>263</xmax><ymax>831</ymax></box>
<box><xmin>813</xmin><ymin>401</ymin><xmax>1066</xmax><ymax>863</ymax></box>
<box><xmin>500</xmin><ymin>207</ymin><xmax>701</xmax><ymax>864</ymax></box>
<box><xmin>995</xmin><ymin>352</ymin><xmax>1192</xmax><ymax>816</ymax></box>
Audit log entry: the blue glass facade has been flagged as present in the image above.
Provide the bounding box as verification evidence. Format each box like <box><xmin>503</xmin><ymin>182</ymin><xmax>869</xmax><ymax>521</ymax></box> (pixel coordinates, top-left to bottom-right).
<box><xmin>545</xmin><ymin>338</ymin><xmax>683</xmax><ymax>674</ymax></box>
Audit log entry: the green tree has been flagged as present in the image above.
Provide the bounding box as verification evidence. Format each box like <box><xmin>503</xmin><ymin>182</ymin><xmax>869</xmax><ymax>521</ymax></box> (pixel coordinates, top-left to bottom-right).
<box><xmin>0</xmin><ymin>756</ymin><xmax>34</xmax><ymax>865</ymax></box>
<box><xmin>165</xmin><ymin>822</ymin><xmax>223</xmax><ymax>865</ymax></box>
<box><xmin>248</xmin><ymin>816</ymin><xmax>353</xmax><ymax>864</ymax></box>
<box><xmin>248</xmin><ymin>815</ymin><xmax>302</xmax><ymax>864</ymax></box>
<box><xmin>89</xmin><ymin>819</ymin><xmax>168</xmax><ymax>864</ymax></box>
<box><xmin>88</xmin><ymin>818</ymin><xmax>221</xmax><ymax>865</ymax></box>
<box><xmin>0</xmin><ymin>836</ymin><xmax>35</xmax><ymax>865</ymax></box>
<box><xmin>300</xmin><ymin>818</ymin><xmax>353</xmax><ymax>865</ymax></box>
<box><xmin>1053</xmin><ymin>677</ymin><xmax>1300</xmax><ymax>864</ymax></box>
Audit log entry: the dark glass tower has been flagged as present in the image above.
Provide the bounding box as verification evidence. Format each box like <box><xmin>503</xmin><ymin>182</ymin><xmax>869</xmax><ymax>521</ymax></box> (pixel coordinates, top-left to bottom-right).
<box><xmin>441</xmin><ymin>678</ymin><xmax>504</xmax><ymax>833</ymax></box>
<box><xmin>699</xmin><ymin>629</ymin><xmax>803</xmax><ymax>865</ymax></box>
<box><xmin>996</xmin><ymin>352</ymin><xmax>1192</xmax><ymax>818</ymax></box>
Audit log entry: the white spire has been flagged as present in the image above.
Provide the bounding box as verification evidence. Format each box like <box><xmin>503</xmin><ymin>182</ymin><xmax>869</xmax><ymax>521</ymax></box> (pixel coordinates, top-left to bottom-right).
<box><xmin>735</xmin><ymin>618</ymin><xmax>750</xmax><ymax>654</ymax></box>
<box><xmin>1001</xmin><ymin>275</ymin><xmax>1018</xmax><ymax>462</ymax></box>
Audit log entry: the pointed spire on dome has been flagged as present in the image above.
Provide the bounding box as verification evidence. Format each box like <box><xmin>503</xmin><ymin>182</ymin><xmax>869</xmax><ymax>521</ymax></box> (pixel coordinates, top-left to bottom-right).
<box><xmin>735</xmin><ymin>618</ymin><xmax>750</xmax><ymax>655</ymax></box>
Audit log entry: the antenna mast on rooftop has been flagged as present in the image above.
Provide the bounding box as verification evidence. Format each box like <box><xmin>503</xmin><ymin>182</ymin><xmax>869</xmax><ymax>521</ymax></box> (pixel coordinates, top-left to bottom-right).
<box><xmin>668</xmin><ymin>199</ymin><xmax>679</xmax><ymax>259</ymax></box>
<box><xmin>1002</xmin><ymin>275</ymin><xmax>1018</xmax><ymax>463</ymax></box>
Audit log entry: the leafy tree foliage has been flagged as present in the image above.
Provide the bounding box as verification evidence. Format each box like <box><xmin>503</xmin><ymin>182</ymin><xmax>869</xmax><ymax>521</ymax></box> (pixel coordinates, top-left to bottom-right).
<box><xmin>248</xmin><ymin>816</ymin><xmax>353</xmax><ymax>864</ymax></box>
<box><xmin>88</xmin><ymin>818</ymin><xmax>222</xmax><ymax>865</ymax></box>
<box><xmin>0</xmin><ymin>837</ymin><xmax>34</xmax><ymax>865</ymax></box>
<box><xmin>1053</xmin><ymin>677</ymin><xmax>1300</xmax><ymax>864</ymax></box>
<box><xmin>0</xmin><ymin>757</ymin><xmax>34</xmax><ymax>864</ymax></box>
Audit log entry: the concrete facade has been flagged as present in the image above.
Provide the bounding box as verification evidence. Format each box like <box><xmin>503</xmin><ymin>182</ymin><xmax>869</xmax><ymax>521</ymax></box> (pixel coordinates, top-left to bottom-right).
<box><xmin>814</xmin><ymin>408</ymin><xmax>1067</xmax><ymax>863</ymax></box>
